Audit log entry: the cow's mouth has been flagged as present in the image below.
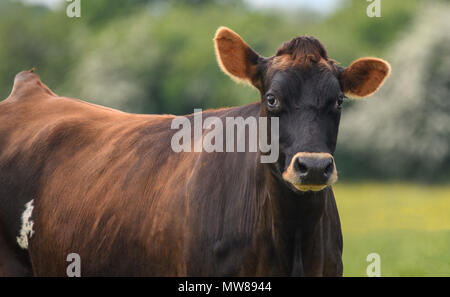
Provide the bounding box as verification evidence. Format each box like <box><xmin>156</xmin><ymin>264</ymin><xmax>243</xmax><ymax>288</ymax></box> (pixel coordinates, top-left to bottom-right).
<box><xmin>290</xmin><ymin>183</ymin><xmax>329</xmax><ymax>192</ymax></box>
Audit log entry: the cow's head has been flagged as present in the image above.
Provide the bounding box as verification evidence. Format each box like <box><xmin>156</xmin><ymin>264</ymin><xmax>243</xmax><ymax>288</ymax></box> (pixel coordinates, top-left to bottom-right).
<box><xmin>214</xmin><ymin>27</ymin><xmax>390</xmax><ymax>192</ymax></box>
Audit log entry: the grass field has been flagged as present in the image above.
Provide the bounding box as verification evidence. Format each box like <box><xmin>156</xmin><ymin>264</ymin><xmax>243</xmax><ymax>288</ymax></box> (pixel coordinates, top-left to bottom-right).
<box><xmin>333</xmin><ymin>183</ymin><xmax>450</xmax><ymax>277</ymax></box>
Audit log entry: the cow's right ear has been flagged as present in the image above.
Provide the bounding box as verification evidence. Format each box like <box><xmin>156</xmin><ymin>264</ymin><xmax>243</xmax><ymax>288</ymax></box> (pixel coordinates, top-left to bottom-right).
<box><xmin>339</xmin><ymin>57</ymin><xmax>391</xmax><ymax>99</ymax></box>
<box><xmin>214</xmin><ymin>27</ymin><xmax>263</xmax><ymax>89</ymax></box>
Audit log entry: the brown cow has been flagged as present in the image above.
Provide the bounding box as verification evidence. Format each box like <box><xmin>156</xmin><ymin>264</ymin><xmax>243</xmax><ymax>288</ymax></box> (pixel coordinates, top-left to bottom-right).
<box><xmin>0</xmin><ymin>27</ymin><xmax>390</xmax><ymax>276</ymax></box>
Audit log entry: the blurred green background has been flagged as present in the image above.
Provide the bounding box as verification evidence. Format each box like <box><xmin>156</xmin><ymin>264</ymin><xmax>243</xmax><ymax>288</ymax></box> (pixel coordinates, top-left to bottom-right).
<box><xmin>1</xmin><ymin>0</ymin><xmax>449</xmax><ymax>276</ymax></box>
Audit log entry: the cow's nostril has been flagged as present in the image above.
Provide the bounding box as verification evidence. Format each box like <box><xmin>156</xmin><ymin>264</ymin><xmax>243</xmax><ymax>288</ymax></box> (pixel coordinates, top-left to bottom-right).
<box><xmin>324</xmin><ymin>161</ymin><xmax>334</xmax><ymax>178</ymax></box>
<box><xmin>299</xmin><ymin>163</ymin><xmax>308</xmax><ymax>174</ymax></box>
<box><xmin>295</xmin><ymin>159</ymin><xmax>308</xmax><ymax>175</ymax></box>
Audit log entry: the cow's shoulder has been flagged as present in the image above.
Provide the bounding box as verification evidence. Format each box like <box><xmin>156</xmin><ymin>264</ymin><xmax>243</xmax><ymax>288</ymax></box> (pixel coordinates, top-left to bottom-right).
<box><xmin>7</xmin><ymin>69</ymin><xmax>57</xmax><ymax>101</ymax></box>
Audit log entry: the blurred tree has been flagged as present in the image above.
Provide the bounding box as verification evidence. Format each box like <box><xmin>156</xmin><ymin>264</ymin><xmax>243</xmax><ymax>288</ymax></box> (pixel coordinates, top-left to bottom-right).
<box><xmin>307</xmin><ymin>0</ymin><xmax>421</xmax><ymax>65</ymax></box>
<box><xmin>80</xmin><ymin>0</ymin><xmax>235</xmax><ymax>28</ymax></box>
<box><xmin>58</xmin><ymin>1</ymin><xmax>306</xmax><ymax>114</ymax></box>
<box><xmin>0</xmin><ymin>1</ymin><xmax>76</xmax><ymax>100</ymax></box>
<box><xmin>80</xmin><ymin>0</ymin><xmax>150</xmax><ymax>27</ymax></box>
<box><xmin>336</xmin><ymin>1</ymin><xmax>450</xmax><ymax>182</ymax></box>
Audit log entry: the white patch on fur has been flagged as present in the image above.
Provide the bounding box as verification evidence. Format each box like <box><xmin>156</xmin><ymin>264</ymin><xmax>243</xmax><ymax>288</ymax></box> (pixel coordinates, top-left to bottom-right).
<box><xmin>16</xmin><ymin>200</ymin><xmax>35</xmax><ymax>249</ymax></box>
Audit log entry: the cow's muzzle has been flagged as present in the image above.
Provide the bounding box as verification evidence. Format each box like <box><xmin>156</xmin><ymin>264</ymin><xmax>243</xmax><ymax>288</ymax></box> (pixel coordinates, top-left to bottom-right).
<box><xmin>282</xmin><ymin>152</ymin><xmax>338</xmax><ymax>192</ymax></box>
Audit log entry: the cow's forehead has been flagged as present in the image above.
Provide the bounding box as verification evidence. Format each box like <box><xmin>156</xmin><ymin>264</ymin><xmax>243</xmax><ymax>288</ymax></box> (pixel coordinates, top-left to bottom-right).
<box><xmin>265</xmin><ymin>61</ymin><xmax>339</xmax><ymax>91</ymax></box>
<box><xmin>270</xmin><ymin>54</ymin><xmax>333</xmax><ymax>70</ymax></box>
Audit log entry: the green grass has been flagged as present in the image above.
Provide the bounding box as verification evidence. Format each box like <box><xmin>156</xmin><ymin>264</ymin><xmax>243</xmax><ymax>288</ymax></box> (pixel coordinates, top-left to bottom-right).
<box><xmin>333</xmin><ymin>183</ymin><xmax>450</xmax><ymax>277</ymax></box>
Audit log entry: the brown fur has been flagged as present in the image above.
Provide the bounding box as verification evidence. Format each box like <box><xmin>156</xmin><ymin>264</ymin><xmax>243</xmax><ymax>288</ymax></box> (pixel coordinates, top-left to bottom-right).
<box><xmin>0</xmin><ymin>71</ymin><xmax>343</xmax><ymax>276</ymax></box>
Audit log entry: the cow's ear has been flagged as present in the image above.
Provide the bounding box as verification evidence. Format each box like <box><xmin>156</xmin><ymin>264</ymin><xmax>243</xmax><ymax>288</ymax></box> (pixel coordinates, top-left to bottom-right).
<box><xmin>340</xmin><ymin>58</ymin><xmax>391</xmax><ymax>98</ymax></box>
<box><xmin>214</xmin><ymin>27</ymin><xmax>263</xmax><ymax>89</ymax></box>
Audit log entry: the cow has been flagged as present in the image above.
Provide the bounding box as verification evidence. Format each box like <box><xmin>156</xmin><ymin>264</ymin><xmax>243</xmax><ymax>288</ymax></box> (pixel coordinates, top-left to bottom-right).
<box><xmin>0</xmin><ymin>27</ymin><xmax>390</xmax><ymax>276</ymax></box>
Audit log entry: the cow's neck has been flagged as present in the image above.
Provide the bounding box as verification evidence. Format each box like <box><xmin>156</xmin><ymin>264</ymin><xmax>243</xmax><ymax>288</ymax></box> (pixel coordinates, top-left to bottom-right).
<box><xmin>260</xmin><ymin>163</ymin><xmax>327</xmax><ymax>276</ymax></box>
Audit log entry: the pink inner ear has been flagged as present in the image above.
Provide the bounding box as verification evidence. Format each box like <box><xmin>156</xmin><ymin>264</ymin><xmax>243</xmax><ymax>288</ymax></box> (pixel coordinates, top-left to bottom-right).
<box><xmin>341</xmin><ymin>58</ymin><xmax>390</xmax><ymax>98</ymax></box>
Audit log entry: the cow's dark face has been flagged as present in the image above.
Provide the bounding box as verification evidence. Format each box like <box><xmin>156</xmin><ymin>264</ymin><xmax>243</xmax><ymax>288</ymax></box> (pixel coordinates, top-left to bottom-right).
<box><xmin>261</xmin><ymin>61</ymin><xmax>342</xmax><ymax>191</ymax></box>
<box><xmin>214</xmin><ymin>27</ymin><xmax>390</xmax><ymax>192</ymax></box>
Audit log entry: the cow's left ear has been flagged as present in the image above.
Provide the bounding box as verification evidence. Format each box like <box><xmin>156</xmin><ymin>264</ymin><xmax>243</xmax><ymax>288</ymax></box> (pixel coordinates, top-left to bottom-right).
<box><xmin>214</xmin><ymin>27</ymin><xmax>263</xmax><ymax>89</ymax></box>
<box><xmin>340</xmin><ymin>58</ymin><xmax>391</xmax><ymax>98</ymax></box>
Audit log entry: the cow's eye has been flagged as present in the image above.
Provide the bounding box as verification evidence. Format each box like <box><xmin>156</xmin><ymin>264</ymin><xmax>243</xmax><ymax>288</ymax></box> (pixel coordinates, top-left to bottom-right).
<box><xmin>336</xmin><ymin>95</ymin><xmax>345</xmax><ymax>109</ymax></box>
<box><xmin>266</xmin><ymin>94</ymin><xmax>279</xmax><ymax>109</ymax></box>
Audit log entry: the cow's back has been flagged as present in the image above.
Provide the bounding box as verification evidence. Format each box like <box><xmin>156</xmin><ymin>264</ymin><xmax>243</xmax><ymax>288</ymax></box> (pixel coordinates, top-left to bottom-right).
<box><xmin>0</xmin><ymin>71</ymin><xmax>194</xmax><ymax>275</ymax></box>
